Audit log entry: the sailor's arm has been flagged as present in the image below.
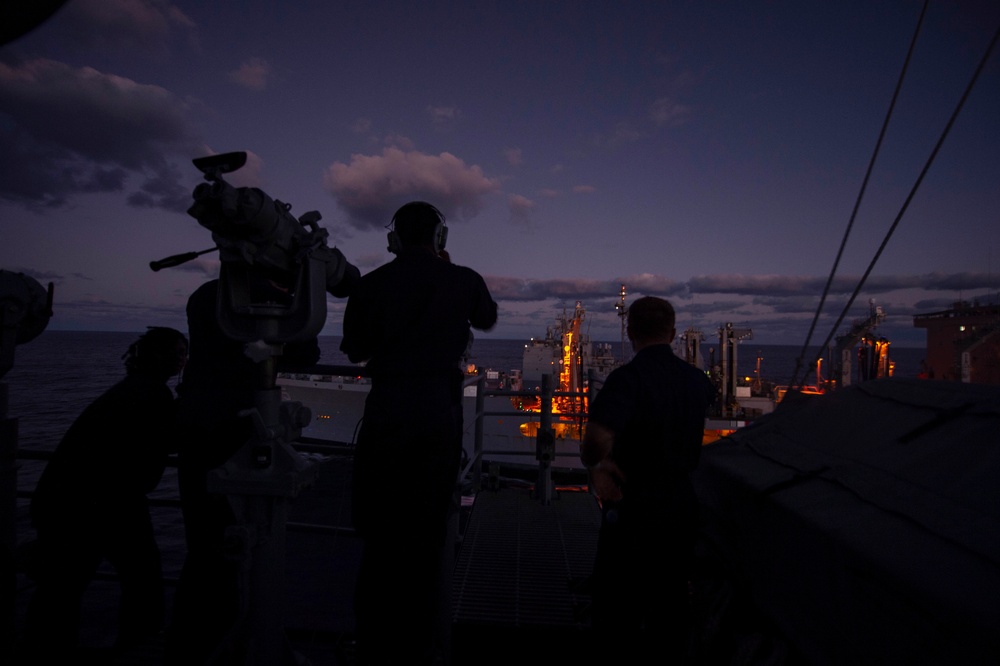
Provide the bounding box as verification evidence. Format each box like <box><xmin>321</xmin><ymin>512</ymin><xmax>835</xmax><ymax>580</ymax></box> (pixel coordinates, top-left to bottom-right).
<box><xmin>469</xmin><ymin>272</ymin><xmax>498</xmax><ymax>331</ymax></box>
<box><xmin>582</xmin><ymin>421</ymin><xmax>624</xmax><ymax>502</ymax></box>
<box><xmin>339</xmin><ymin>294</ymin><xmax>373</xmax><ymax>363</ymax></box>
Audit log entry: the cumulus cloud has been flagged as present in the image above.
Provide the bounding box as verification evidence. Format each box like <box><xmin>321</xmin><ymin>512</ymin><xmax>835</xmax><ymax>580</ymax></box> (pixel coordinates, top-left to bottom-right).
<box><xmin>507</xmin><ymin>194</ymin><xmax>535</xmax><ymax>227</ymax></box>
<box><xmin>322</xmin><ymin>147</ymin><xmax>501</xmax><ymax>229</ymax></box>
<box><xmin>228</xmin><ymin>57</ymin><xmax>271</xmax><ymax>91</ymax></box>
<box><xmin>504</xmin><ymin>147</ymin><xmax>522</xmax><ymax>166</ymax></box>
<box><xmin>0</xmin><ymin>58</ymin><xmax>202</xmax><ymax>210</ymax></box>
<box><xmin>382</xmin><ymin>134</ymin><xmax>415</xmax><ymax>151</ymax></box>
<box><xmin>217</xmin><ymin>150</ymin><xmax>265</xmax><ymax>188</ymax></box>
<box><xmin>50</xmin><ymin>0</ymin><xmax>197</xmax><ymax>56</ymax></box>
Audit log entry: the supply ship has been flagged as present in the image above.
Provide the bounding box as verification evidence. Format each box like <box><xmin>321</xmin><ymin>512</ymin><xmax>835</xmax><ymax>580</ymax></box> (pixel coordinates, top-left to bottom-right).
<box><xmin>277</xmin><ymin>287</ymin><xmax>860</xmax><ymax>468</ymax></box>
<box><xmin>277</xmin><ymin>298</ymin><xmax>627</xmax><ymax>470</ymax></box>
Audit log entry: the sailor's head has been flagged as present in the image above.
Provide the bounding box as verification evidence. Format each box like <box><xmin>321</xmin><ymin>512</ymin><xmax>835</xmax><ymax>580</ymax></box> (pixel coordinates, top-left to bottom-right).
<box><xmin>626</xmin><ymin>296</ymin><xmax>676</xmax><ymax>347</ymax></box>
<box><xmin>389</xmin><ymin>201</ymin><xmax>448</xmax><ymax>253</ymax></box>
<box><xmin>124</xmin><ymin>326</ymin><xmax>189</xmax><ymax>379</ymax></box>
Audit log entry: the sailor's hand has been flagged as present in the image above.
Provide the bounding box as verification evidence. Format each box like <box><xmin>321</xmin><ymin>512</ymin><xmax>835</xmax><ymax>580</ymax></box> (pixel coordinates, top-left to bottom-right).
<box><xmin>589</xmin><ymin>459</ymin><xmax>624</xmax><ymax>503</ymax></box>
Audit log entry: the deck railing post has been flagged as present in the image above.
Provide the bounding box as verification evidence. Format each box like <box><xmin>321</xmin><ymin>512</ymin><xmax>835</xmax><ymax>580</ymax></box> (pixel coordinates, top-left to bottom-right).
<box><xmin>536</xmin><ymin>374</ymin><xmax>554</xmax><ymax>505</ymax></box>
<box><xmin>585</xmin><ymin>369</ymin><xmax>601</xmax><ymax>497</ymax></box>
<box><xmin>472</xmin><ymin>370</ymin><xmax>486</xmax><ymax>492</ymax></box>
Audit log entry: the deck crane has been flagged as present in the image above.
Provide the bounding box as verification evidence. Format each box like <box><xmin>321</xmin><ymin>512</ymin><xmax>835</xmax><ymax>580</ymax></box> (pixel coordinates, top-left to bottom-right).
<box><xmin>830</xmin><ymin>300</ymin><xmax>889</xmax><ymax>389</ymax></box>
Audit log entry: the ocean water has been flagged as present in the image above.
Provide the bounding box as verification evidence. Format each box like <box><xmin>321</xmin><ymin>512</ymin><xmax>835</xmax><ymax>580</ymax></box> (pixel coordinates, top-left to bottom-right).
<box><xmin>4</xmin><ymin>330</ymin><xmax>927</xmax><ymax>453</ymax></box>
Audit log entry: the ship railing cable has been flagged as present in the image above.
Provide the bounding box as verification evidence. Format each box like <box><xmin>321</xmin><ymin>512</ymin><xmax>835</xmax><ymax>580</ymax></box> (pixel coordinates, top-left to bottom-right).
<box><xmin>793</xmin><ymin>8</ymin><xmax>1000</xmax><ymax>391</ymax></box>
<box><xmin>796</xmin><ymin>17</ymin><xmax>1000</xmax><ymax>391</ymax></box>
<box><xmin>791</xmin><ymin>0</ymin><xmax>928</xmax><ymax>389</ymax></box>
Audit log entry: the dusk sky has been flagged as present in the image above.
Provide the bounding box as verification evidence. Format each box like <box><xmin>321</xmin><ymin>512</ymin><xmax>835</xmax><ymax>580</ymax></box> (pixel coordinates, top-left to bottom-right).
<box><xmin>2</xmin><ymin>0</ymin><xmax>998</xmax><ymax>348</ymax></box>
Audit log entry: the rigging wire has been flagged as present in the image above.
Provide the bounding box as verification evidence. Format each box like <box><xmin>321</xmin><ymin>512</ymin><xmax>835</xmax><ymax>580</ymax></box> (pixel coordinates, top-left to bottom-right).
<box><xmin>789</xmin><ymin>0</ymin><xmax>928</xmax><ymax>389</ymax></box>
<box><xmin>797</xmin><ymin>17</ymin><xmax>1000</xmax><ymax>391</ymax></box>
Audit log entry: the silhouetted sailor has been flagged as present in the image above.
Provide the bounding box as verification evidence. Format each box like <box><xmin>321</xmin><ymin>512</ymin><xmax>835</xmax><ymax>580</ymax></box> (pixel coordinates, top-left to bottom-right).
<box><xmin>341</xmin><ymin>201</ymin><xmax>498</xmax><ymax>665</ymax></box>
<box><xmin>581</xmin><ymin>297</ymin><xmax>715</xmax><ymax>663</ymax></box>
<box><xmin>20</xmin><ymin>326</ymin><xmax>188</xmax><ymax>662</ymax></box>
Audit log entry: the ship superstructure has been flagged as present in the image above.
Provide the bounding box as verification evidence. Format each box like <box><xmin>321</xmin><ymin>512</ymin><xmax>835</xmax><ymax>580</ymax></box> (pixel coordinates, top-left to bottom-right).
<box><xmin>513</xmin><ymin>300</ymin><xmax>622</xmax><ymax>440</ymax></box>
<box><xmin>913</xmin><ymin>300</ymin><xmax>1000</xmax><ymax>384</ymax></box>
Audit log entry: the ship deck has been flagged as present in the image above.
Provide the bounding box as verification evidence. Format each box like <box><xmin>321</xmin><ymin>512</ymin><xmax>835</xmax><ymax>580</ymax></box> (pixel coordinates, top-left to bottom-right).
<box><xmin>12</xmin><ymin>450</ymin><xmax>600</xmax><ymax>665</ymax></box>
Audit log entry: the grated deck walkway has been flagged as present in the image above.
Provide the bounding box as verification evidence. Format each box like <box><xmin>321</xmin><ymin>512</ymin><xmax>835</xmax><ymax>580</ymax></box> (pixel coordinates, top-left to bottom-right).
<box><xmin>451</xmin><ymin>487</ymin><xmax>600</xmax><ymax>662</ymax></box>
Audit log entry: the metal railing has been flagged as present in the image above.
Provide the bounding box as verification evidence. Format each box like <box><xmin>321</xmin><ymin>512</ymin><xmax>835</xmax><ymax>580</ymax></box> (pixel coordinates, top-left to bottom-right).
<box><xmin>284</xmin><ymin>364</ymin><xmax>600</xmax><ymax>498</ymax></box>
<box><xmin>10</xmin><ymin>365</ymin><xmax>604</xmax><ymax>532</ymax></box>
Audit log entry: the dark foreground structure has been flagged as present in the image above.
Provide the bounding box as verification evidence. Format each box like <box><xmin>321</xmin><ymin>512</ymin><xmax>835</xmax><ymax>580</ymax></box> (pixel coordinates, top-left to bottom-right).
<box><xmin>691</xmin><ymin>378</ymin><xmax>1000</xmax><ymax>665</ymax></box>
<box><xmin>13</xmin><ymin>450</ymin><xmax>599</xmax><ymax>666</ymax></box>
<box><xmin>14</xmin><ymin>376</ymin><xmax>1000</xmax><ymax>665</ymax></box>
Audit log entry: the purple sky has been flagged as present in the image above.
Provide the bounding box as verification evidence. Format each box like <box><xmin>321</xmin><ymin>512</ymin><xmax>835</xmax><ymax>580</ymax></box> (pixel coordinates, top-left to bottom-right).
<box><xmin>2</xmin><ymin>0</ymin><xmax>999</xmax><ymax>347</ymax></box>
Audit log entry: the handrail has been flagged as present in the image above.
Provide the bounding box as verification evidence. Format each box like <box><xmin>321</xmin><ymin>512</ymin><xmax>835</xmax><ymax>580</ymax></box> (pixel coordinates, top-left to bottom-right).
<box><xmin>16</xmin><ymin>368</ymin><xmax>598</xmax><ymax>515</ymax></box>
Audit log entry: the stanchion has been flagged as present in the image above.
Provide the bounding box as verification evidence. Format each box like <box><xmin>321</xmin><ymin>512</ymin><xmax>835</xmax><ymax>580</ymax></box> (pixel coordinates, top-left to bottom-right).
<box><xmin>536</xmin><ymin>373</ymin><xmax>555</xmax><ymax>505</ymax></box>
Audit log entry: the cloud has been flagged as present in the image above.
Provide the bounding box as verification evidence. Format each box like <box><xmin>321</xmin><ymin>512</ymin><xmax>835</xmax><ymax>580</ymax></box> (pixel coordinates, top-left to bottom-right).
<box><xmin>590</xmin><ymin>122</ymin><xmax>643</xmax><ymax>150</ymax></box>
<box><xmin>426</xmin><ymin>105</ymin><xmax>460</xmax><ymax>127</ymax></box>
<box><xmin>50</xmin><ymin>0</ymin><xmax>197</xmax><ymax>56</ymax></box>
<box><xmin>127</xmin><ymin>160</ymin><xmax>189</xmax><ymax>209</ymax></box>
<box><xmin>0</xmin><ymin>58</ymin><xmax>202</xmax><ymax>210</ymax></box>
<box><xmin>353</xmin><ymin>252</ymin><xmax>388</xmax><ymax>270</ymax></box>
<box><xmin>507</xmin><ymin>194</ymin><xmax>535</xmax><ymax>227</ymax></box>
<box><xmin>477</xmin><ymin>272</ymin><xmax>999</xmax><ymax>345</ymax></box>
<box><xmin>216</xmin><ymin>150</ymin><xmax>265</xmax><ymax>188</ymax></box>
<box><xmin>617</xmin><ymin>273</ymin><xmax>687</xmax><ymax>296</ymax></box>
<box><xmin>228</xmin><ymin>57</ymin><xmax>271</xmax><ymax>91</ymax></box>
<box><xmin>485</xmin><ymin>276</ymin><xmax>683</xmax><ymax>302</ymax></box>
<box><xmin>649</xmin><ymin>96</ymin><xmax>691</xmax><ymax>127</ymax></box>
<box><xmin>322</xmin><ymin>147</ymin><xmax>501</xmax><ymax>229</ymax></box>
<box><xmin>382</xmin><ymin>134</ymin><xmax>415</xmax><ymax>151</ymax></box>
<box><xmin>688</xmin><ymin>272</ymin><xmax>1000</xmax><ymax>298</ymax></box>
<box><xmin>689</xmin><ymin>274</ymin><xmax>829</xmax><ymax>296</ymax></box>
<box><xmin>572</xmin><ymin>184</ymin><xmax>596</xmax><ymax>194</ymax></box>
<box><xmin>5</xmin><ymin>267</ymin><xmax>70</xmax><ymax>285</ymax></box>
<box><xmin>503</xmin><ymin>147</ymin><xmax>522</xmax><ymax>166</ymax></box>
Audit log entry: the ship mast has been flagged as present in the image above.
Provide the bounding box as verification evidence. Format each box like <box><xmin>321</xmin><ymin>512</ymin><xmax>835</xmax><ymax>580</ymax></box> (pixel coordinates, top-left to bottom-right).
<box><xmin>616</xmin><ymin>284</ymin><xmax>627</xmax><ymax>362</ymax></box>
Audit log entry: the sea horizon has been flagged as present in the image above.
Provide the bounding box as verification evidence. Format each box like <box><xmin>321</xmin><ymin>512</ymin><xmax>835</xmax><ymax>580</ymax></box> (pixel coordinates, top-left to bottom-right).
<box><xmin>26</xmin><ymin>327</ymin><xmax>929</xmax><ymax>349</ymax></box>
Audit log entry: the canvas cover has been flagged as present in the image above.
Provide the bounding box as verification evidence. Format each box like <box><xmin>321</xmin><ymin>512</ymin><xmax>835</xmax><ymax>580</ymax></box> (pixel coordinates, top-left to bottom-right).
<box><xmin>692</xmin><ymin>378</ymin><xmax>1000</xmax><ymax>665</ymax></box>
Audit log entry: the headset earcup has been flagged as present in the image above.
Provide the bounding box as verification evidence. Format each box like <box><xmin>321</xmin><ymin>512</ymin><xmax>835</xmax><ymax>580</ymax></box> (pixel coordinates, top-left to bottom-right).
<box><xmin>387</xmin><ymin>230</ymin><xmax>402</xmax><ymax>254</ymax></box>
<box><xmin>435</xmin><ymin>224</ymin><xmax>448</xmax><ymax>252</ymax></box>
